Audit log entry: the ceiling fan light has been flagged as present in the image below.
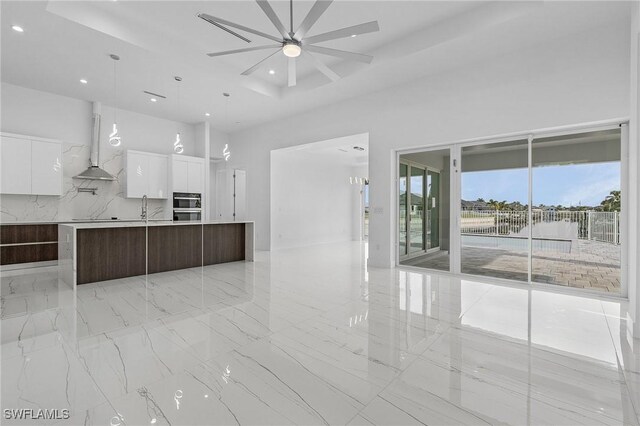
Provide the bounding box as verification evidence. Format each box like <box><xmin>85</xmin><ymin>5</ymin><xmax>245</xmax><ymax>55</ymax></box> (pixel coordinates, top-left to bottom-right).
<box><xmin>282</xmin><ymin>43</ymin><xmax>301</xmax><ymax>58</ymax></box>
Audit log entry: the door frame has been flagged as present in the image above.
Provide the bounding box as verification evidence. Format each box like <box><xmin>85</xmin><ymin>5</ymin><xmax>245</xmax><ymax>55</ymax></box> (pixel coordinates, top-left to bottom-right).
<box><xmin>397</xmin><ymin>155</ymin><xmax>448</xmax><ymax>264</ymax></box>
<box><xmin>399</xmin><ymin>159</ymin><xmax>428</xmax><ymax>261</ymax></box>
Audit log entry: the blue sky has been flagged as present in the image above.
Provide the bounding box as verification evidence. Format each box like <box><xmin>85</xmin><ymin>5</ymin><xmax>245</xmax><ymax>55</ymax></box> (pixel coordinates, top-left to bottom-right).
<box><xmin>462</xmin><ymin>162</ymin><xmax>620</xmax><ymax>207</ymax></box>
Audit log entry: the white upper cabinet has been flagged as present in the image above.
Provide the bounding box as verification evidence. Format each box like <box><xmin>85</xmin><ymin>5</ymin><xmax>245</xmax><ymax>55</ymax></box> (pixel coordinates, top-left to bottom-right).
<box><xmin>125</xmin><ymin>150</ymin><xmax>168</xmax><ymax>199</ymax></box>
<box><xmin>125</xmin><ymin>151</ymin><xmax>148</xmax><ymax>198</ymax></box>
<box><xmin>1</xmin><ymin>136</ymin><xmax>32</xmax><ymax>195</ymax></box>
<box><xmin>172</xmin><ymin>155</ymin><xmax>204</xmax><ymax>194</ymax></box>
<box><xmin>172</xmin><ymin>158</ymin><xmax>189</xmax><ymax>193</ymax></box>
<box><xmin>187</xmin><ymin>161</ymin><xmax>204</xmax><ymax>194</ymax></box>
<box><xmin>148</xmin><ymin>155</ymin><xmax>168</xmax><ymax>199</ymax></box>
<box><xmin>31</xmin><ymin>140</ymin><xmax>63</xmax><ymax>196</ymax></box>
<box><xmin>0</xmin><ymin>133</ymin><xmax>62</xmax><ymax>196</ymax></box>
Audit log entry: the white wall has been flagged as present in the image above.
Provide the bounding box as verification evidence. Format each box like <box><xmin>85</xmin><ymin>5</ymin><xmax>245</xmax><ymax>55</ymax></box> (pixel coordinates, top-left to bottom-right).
<box><xmin>270</xmin><ymin>148</ymin><xmax>361</xmax><ymax>250</ymax></box>
<box><xmin>0</xmin><ymin>82</ymin><xmax>199</xmax><ymax>222</ymax></box>
<box><xmin>225</xmin><ymin>22</ymin><xmax>630</xmax><ymax>269</ymax></box>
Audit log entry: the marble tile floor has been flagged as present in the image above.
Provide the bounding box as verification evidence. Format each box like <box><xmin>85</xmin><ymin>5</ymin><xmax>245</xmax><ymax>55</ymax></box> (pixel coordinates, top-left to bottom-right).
<box><xmin>1</xmin><ymin>241</ymin><xmax>639</xmax><ymax>425</ymax></box>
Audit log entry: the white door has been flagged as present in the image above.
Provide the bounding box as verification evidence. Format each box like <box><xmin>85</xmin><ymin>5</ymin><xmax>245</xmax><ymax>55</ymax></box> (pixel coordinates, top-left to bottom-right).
<box><xmin>148</xmin><ymin>155</ymin><xmax>168</xmax><ymax>199</ymax></box>
<box><xmin>187</xmin><ymin>160</ymin><xmax>204</xmax><ymax>194</ymax></box>
<box><xmin>172</xmin><ymin>159</ymin><xmax>189</xmax><ymax>193</ymax></box>
<box><xmin>234</xmin><ymin>169</ymin><xmax>247</xmax><ymax>220</ymax></box>
<box><xmin>126</xmin><ymin>151</ymin><xmax>149</xmax><ymax>198</ymax></box>
<box><xmin>1</xmin><ymin>136</ymin><xmax>31</xmax><ymax>194</ymax></box>
<box><xmin>216</xmin><ymin>169</ymin><xmax>233</xmax><ymax>220</ymax></box>
<box><xmin>31</xmin><ymin>140</ymin><xmax>62</xmax><ymax>196</ymax></box>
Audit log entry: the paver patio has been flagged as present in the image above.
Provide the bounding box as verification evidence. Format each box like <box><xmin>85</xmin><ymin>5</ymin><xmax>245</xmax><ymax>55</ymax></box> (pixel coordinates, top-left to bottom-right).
<box><xmin>403</xmin><ymin>239</ymin><xmax>621</xmax><ymax>292</ymax></box>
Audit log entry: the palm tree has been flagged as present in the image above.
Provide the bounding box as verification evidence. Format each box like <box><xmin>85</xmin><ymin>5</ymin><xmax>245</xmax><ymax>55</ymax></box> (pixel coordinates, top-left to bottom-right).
<box><xmin>600</xmin><ymin>190</ymin><xmax>621</xmax><ymax>212</ymax></box>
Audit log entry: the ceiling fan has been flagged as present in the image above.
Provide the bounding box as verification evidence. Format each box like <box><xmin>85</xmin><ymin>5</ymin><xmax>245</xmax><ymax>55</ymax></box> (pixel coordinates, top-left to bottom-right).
<box><xmin>198</xmin><ymin>0</ymin><xmax>379</xmax><ymax>87</ymax></box>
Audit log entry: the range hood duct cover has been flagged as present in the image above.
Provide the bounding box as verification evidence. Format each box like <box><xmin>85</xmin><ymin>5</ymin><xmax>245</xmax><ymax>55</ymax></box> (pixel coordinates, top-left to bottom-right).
<box><xmin>74</xmin><ymin>102</ymin><xmax>116</xmax><ymax>181</ymax></box>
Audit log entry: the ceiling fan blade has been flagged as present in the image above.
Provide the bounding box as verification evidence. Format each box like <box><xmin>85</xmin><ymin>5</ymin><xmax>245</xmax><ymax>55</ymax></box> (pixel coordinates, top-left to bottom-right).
<box><xmin>198</xmin><ymin>13</ymin><xmax>282</xmax><ymax>43</ymax></box>
<box><xmin>240</xmin><ymin>50</ymin><xmax>280</xmax><ymax>75</ymax></box>
<box><xmin>294</xmin><ymin>0</ymin><xmax>333</xmax><ymax>41</ymax></box>
<box><xmin>198</xmin><ymin>17</ymin><xmax>251</xmax><ymax>43</ymax></box>
<box><xmin>304</xmin><ymin>21</ymin><xmax>379</xmax><ymax>44</ymax></box>
<box><xmin>207</xmin><ymin>45</ymin><xmax>281</xmax><ymax>57</ymax></box>
<box><xmin>304</xmin><ymin>45</ymin><xmax>373</xmax><ymax>64</ymax></box>
<box><xmin>288</xmin><ymin>57</ymin><xmax>296</xmax><ymax>87</ymax></box>
<box><xmin>256</xmin><ymin>0</ymin><xmax>290</xmax><ymax>40</ymax></box>
<box><xmin>304</xmin><ymin>51</ymin><xmax>340</xmax><ymax>82</ymax></box>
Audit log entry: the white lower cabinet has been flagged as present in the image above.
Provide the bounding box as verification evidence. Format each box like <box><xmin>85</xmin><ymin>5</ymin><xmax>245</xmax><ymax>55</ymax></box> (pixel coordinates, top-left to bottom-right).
<box><xmin>0</xmin><ymin>133</ymin><xmax>62</xmax><ymax>196</ymax></box>
<box><xmin>125</xmin><ymin>150</ymin><xmax>168</xmax><ymax>199</ymax></box>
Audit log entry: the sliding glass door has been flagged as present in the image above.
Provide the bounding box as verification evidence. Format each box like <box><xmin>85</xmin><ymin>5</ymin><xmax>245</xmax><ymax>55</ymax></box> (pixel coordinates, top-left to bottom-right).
<box><xmin>409</xmin><ymin>165</ymin><xmax>426</xmax><ymax>254</ymax></box>
<box><xmin>398</xmin><ymin>125</ymin><xmax>625</xmax><ymax>295</ymax></box>
<box><xmin>399</xmin><ymin>163</ymin><xmax>408</xmax><ymax>257</ymax></box>
<box><xmin>399</xmin><ymin>149</ymin><xmax>450</xmax><ymax>271</ymax></box>
<box><xmin>531</xmin><ymin>129</ymin><xmax>622</xmax><ymax>293</ymax></box>
<box><xmin>459</xmin><ymin>140</ymin><xmax>529</xmax><ymax>282</ymax></box>
<box><xmin>427</xmin><ymin>170</ymin><xmax>440</xmax><ymax>250</ymax></box>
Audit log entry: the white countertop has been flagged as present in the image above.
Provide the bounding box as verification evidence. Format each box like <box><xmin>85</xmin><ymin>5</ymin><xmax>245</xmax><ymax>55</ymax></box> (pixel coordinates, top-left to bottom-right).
<box><xmin>1</xmin><ymin>218</ymin><xmax>170</xmax><ymax>225</ymax></box>
<box><xmin>60</xmin><ymin>220</ymin><xmax>254</xmax><ymax>229</ymax></box>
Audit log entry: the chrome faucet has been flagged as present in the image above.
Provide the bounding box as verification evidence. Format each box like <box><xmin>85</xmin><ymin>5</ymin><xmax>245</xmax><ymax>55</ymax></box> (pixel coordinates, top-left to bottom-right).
<box><xmin>141</xmin><ymin>195</ymin><xmax>148</xmax><ymax>220</ymax></box>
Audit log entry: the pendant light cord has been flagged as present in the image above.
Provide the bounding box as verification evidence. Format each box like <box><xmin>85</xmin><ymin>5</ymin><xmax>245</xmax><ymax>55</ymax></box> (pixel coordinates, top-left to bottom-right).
<box><xmin>176</xmin><ymin>79</ymin><xmax>180</xmax><ymax>134</ymax></box>
<box><xmin>113</xmin><ymin>59</ymin><xmax>117</xmax><ymax>124</ymax></box>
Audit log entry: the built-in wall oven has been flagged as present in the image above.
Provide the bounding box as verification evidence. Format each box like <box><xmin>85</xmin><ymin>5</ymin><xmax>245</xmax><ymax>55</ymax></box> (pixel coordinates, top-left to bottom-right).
<box><xmin>173</xmin><ymin>192</ymin><xmax>201</xmax><ymax>222</ymax></box>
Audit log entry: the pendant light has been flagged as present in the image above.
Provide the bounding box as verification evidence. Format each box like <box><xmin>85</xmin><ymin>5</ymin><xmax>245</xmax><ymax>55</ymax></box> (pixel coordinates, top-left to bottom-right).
<box><xmin>173</xmin><ymin>76</ymin><xmax>184</xmax><ymax>154</ymax></box>
<box><xmin>109</xmin><ymin>54</ymin><xmax>121</xmax><ymax>147</ymax></box>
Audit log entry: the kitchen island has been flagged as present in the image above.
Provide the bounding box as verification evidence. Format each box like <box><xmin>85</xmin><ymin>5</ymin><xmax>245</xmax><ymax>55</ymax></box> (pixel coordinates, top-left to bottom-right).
<box><xmin>58</xmin><ymin>221</ymin><xmax>254</xmax><ymax>285</ymax></box>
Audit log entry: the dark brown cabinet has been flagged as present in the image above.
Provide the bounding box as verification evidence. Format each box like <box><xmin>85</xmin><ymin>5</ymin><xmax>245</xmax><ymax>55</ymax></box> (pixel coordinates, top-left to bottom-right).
<box><xmin>76</xmin><ymin>227</ymin><xmax>147</xmax><ymax>284</ymax></box>
<box><xmin>0</xmin><ymin>224</ymin><xmax>58</xmax><ymax>265</ymax></box>
<box><xmin>75</xmin><ymin>223</ymin><xmax>246</xmax><ymax>285</ymax></box>
<box><xmin>147</xmin><ymin>225</ymin><xmax>202</xmax><ymax>273</ymax></box>
<box><xmin>203</xmin><ymin>223</ymin><xmax>245</xmax><ymax>265</ymax></box>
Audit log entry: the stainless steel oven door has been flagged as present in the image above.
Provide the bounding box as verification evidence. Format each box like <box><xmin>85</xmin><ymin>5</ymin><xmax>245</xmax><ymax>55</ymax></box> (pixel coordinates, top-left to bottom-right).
<box><xmin>173</xmin><ymin>210</ymin><xmax>202</xmax><ymax>222</ymax></box>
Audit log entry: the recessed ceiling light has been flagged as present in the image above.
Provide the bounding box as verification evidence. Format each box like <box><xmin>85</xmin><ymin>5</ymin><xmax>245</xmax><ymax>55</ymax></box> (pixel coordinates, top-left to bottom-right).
<box><xmin>150</xmin><ymin>98</ymin><xmax>157</xmax><ymax>102</ymax></box>
<box><xmin>79</xmin><ymin>79</ymin><xmax>88</xmax><ymax>84</ymax></box>
<box><xmin>351</xmin><ymin>34</ymin><xmax>357</xmax><ymax>38</ymax></box>
<box><xmin>12</xmin><ymin>25</ymin><xmax>24</xmax><ymax>32</ymax></box>
<box><xmin>268</xmin><ymin>69</ymin><xmax>275</xmax><ymax>75</ymax></box>
<box><xmin>205</xmin><ymin>113</ymin><xmax>210</xmax><ymax>117</ymax></box>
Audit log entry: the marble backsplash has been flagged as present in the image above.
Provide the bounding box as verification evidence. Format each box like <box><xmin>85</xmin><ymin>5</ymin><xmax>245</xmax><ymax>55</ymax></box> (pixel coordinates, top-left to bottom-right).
<box><xmin>0</xmin><ymin>142</ymin><xmax>169</xmax><ymax>222</ymax></box>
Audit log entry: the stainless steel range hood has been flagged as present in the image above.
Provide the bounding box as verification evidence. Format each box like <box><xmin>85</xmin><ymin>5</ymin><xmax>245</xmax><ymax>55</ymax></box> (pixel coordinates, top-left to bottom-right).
<box><xmin>74</xmin><ymin>102</ymin><xmax>116</xmax><ymax>181</ymax></box>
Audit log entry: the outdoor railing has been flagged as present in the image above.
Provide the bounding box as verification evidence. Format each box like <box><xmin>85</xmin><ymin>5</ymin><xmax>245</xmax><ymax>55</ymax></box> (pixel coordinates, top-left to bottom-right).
<box><xmin>460</xmin><ymin>210</ymin><xmax>620</xmax><ymax>245</ymax></box>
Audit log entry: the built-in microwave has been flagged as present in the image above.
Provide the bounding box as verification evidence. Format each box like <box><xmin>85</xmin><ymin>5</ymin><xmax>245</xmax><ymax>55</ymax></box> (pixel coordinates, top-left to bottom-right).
<box><xmin>173</xmin><ymin>192</ymin><xmax>201</xmax><ymax>222</ymax></box>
